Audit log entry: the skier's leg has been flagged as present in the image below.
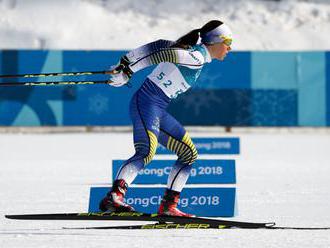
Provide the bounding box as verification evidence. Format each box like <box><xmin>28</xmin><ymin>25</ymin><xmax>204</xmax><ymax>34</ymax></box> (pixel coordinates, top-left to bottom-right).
<box><xmin>99</xmin><ymin>91</ymin><xmax>161</xmax><ymax>212</ymax></box>
<box><xmin>157</xmin><ymin>112</ymin><xmax>198</xmax><ymax>216</ymax></box>
<box><xmin>115</xmin><ymin>94</ymin><xmax>160</xmax><ymax>185</ymax></box>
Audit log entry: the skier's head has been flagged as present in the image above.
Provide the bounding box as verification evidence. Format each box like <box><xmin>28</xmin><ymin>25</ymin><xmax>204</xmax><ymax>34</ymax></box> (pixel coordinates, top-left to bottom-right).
<box><xmin>200</xmin><ymin>20</ymin><xmax>232</xmax><ymax>61</ymax></box>
<box><xmin>200</xmin><ymin>20</ymin><xmax>232</xmax><ymax>46</ymax></box>
<box><xmin>175</xmin><ymin>20</ymin><xmax>233</xmax><ymax>61</ymax></box>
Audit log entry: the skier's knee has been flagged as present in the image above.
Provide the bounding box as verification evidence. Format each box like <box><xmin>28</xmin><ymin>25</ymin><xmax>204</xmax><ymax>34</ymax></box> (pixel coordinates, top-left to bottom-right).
<box><xmin>178</xmin><ymin>145</ymin><xmax>198</xmax><ymax>165</ymax></box>
<box><xmin>178</xmin><ymin>133</ymin><xmax>198</xmax><ymax>165</ymax></box>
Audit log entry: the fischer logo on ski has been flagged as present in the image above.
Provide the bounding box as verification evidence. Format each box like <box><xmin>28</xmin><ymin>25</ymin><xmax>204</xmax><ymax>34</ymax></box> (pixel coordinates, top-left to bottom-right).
<box><xmin>141</xmin><ymin>223</ymin><xmax>227</xmax><ymax>229</ymax></box>
<box><xmin>77</xmin><ymin>212</ymin><xmax>146</xmax><ymax>217</ymax></box>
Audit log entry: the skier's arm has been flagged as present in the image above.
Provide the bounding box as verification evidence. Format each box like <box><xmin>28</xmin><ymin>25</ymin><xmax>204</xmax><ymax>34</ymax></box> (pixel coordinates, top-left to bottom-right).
<box><xmin>108</xmin><ymin>39</ymin><xmax>175</xmax><ymax>76</ymax></box>
<box><xmin>128</xmin><ymin>47</ymin><xmax>205</xmax><ymax>73</ymax></box>
<box><xmin>107</xmin><ymin>40</ymin><xmax>204</xmax><ymax>87</ymax></box>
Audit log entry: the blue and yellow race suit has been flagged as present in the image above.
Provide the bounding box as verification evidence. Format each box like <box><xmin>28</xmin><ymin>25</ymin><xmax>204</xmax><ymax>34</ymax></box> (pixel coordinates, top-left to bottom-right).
<box><xmin>115</xmin><ymin>39</ymin><xmax>212</xmax><ymax>192</ymax></box>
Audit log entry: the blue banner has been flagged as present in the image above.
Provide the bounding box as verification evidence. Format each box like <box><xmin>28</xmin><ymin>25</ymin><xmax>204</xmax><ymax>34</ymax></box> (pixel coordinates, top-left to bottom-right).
<box><xmin>113</xmin><ymin>159</ymin><xmax>236</xmax><ymax>184</ymax></box>
<box><xmin>89</xmin><ymin>187</ymin><xmax>236</xmax><ymax>217</ymax></box>
<box><xmin>1</xmin><ymin>50</ymin><xmax>328</xmax><ymax>126</ymax></box>
<box><xmin>157</xmin><ymin>137</ymin><xmax>240</xmax><ymax>154</ymax></box>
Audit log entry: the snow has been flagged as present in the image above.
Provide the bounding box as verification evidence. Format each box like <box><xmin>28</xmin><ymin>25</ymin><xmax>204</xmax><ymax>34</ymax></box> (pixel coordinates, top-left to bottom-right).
<box><xmin>0</xmin><ymin>0</ymin><xmax>330</xmax><ymax>247</ymax></box>
<box><xmin>0</xmin><ymin>131</ymin><xmax>330</xmax><ymax>247</ymax></box>
<box><xmin>0</xmin><ymin>0</ymin><xmax>329</xmax><ymax>50</ymax></box>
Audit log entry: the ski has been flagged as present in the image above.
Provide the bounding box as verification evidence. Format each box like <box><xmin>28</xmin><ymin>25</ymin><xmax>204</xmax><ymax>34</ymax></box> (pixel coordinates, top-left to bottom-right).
<box><xmin>62</xmin><ymin>224</ymin><xmax>330</xmax><ymax>230</ymax></box>
<box><xmin>6</xmin><ymin>212</ymin><xmax>329</xmax><ymax>230</ymax></box>
<box><xmin>63</xmin><ymin>223</ymin><xmax>238</xmax><ymax>230</ymax></box>
<box><xmin>266</xmin><ymin>226</ymin><xmax>330</xmax><ymax>230</ymax></box>
<box><xmin>5</xmin><ymin>211</ymin><xmax>275</xmax><ymax>229</ymax></box>
<box><xmin>63</xmin><ymin>224</ymin><xmax>330</xmax><ymax>230</ymax></box>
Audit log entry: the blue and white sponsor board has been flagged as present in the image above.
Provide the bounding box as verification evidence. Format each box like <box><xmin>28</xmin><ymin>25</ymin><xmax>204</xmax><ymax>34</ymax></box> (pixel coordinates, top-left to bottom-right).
<box><xmin>89</xmin><ymin>187</ymin><xmax>236</xmax><ymax>217</ymax></box>
<box><xmin>157</xmin><ymin>137</ymin><xmax>240</xmax><ymax>155</ymax></box>
<box><xmin>112</xmin><ymin>159</ymin><xmax>236</xmax><ymax>184</ymax></box>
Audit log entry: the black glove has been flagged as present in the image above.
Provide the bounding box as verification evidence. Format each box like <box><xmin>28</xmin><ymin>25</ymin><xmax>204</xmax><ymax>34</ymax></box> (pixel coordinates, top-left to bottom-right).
<box><xmin>112</xmin><ymin>56</ymin><xmax>133</xmax><ymax>79</ymax></box>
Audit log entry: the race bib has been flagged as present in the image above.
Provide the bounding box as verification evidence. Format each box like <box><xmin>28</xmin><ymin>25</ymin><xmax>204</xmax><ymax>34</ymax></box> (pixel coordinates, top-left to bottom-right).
<box><xmin>148</xmin><ymin>63</ymin><xmax>191</xmax><ymax>99</ymax></box>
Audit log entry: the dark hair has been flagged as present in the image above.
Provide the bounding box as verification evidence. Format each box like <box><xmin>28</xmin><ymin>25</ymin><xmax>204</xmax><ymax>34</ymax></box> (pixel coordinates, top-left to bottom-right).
<box><xmin>173</xmin><ymin>20</ymin><xmax>223</xmax><ymax>48</ymax></box>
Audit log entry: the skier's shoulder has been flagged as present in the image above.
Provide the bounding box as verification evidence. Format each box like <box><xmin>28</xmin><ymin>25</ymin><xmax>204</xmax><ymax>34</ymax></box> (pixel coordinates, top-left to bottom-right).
<box><xmin>185</xmin><ymin>44</ymin><xmax>209</xmax><ymax>65</ymax></box>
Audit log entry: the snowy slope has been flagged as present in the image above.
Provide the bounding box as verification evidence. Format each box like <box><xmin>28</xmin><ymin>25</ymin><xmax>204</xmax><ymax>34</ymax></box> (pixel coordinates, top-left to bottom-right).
<box><xmin>0</xmin><ymin>132</ymin><xmax>330</xmax><ymax>248</ymax></box>
<box><xmin>0</xmin><ymin>0</ymin><xmax>329</xmax><ymax>50</ymax></box>
<box><xmin>0</xmin><ymin>1</ymin><xmax>330</xmax><ymax>247</ymax></box>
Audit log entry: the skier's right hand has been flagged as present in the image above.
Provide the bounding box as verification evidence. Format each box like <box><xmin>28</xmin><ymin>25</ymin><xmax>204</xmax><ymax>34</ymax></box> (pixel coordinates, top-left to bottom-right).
<box><xmin>107</xmin><ymin>56</ymin><xmax>133</xmax><ymax>78</ymax></box>
<box><xmin>107</xmin><ymin>71</ymin><xmax>130</xmax><ymax>87</ymax></box>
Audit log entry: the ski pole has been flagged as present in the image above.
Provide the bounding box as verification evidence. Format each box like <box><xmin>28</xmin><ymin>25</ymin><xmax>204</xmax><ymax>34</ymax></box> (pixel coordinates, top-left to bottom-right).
<box><xmin>0</xmin><ymin>70</ymin><xmax>117</xmax><ymax>79</ymax></box>
<box><xmin>0</xmin><ymin>79</ymin><xmax>132</xmax><ymax>87</ymax></box>
<box><xmin>0</xmin><ymin>80</ymin><xmax>109</xmax><ymax>87</ymax></box>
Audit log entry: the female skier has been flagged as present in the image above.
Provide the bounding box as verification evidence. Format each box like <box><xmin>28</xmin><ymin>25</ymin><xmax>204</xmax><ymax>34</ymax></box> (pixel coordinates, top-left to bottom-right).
<box><xmin>99</xmin><ymin>20</ymin><xmax>233</xmax><ymax>217</ymax></box>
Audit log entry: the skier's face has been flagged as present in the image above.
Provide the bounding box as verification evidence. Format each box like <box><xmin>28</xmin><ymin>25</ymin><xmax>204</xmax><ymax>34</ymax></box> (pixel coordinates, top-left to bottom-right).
<box><xmin>213</xmin><ymin>42</ymin><xmax>231</xmax><ymax>61</ymax></box>
<box><xmin>207</xmin><ymin>42</ymin><xmax>231</xmax><ymax>61</ymax></box>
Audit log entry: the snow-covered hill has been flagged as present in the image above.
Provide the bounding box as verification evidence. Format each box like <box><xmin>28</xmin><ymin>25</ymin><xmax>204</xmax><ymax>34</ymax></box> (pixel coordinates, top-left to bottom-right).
<box><xmin>0</xmin><ymin>0</ymin><xmax>329</xmax><ymax>50</ymax></box>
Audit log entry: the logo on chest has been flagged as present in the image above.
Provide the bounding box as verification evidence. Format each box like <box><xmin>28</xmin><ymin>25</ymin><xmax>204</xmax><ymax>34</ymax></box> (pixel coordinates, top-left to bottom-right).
<box><xmin>189</xmin><ymin>52</ymin><xmax>202</xmax><ymax>65</ymax></box>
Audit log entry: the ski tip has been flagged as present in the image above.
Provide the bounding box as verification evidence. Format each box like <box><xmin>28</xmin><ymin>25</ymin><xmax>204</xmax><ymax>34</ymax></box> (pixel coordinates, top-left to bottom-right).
<box><xmin>5</xmin><ymin>214</ymin><xmax>29</xmax><ymax>220</ymax></box>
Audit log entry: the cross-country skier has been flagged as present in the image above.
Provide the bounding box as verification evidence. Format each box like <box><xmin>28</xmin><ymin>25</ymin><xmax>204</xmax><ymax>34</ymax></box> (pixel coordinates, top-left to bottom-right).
<box><xmin>99</xmin><ymin>20</ymin><xmax>233</xmax><ymax>217</ymax></box>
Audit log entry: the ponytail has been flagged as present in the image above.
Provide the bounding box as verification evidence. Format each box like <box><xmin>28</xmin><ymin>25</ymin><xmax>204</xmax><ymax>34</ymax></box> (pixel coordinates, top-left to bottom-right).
<box><xmin>173</xmin><ymin>28</ymin><xmax>201</xmax><ymax>48</ymax></box>
<box><xmin>173</xmin><ymin>20</ymin><xmax>224</xmax><ymax>48</ymax></box>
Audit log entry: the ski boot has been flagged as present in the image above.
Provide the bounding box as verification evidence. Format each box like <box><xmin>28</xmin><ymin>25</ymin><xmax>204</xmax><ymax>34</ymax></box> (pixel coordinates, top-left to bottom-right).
<box><xmin>99</xmin><ymin>179</ymin><xmax>135</xmax><ymax>212</ymax></box>
<box><xmin>158</xmin><ymin>189</ymin><xmax>195</xmax><ymax>217</ymax></box>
